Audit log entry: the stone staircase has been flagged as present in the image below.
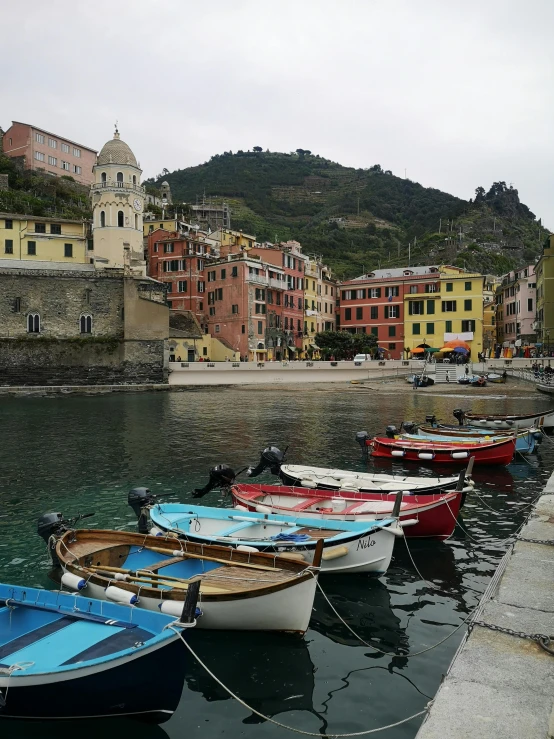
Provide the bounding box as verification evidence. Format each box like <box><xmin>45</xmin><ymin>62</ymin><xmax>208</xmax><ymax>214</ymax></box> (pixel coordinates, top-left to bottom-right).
<box><xmin>434</xmin><ymin>364</ymin><xmax>466</xmax><ymax>383</ymax></box>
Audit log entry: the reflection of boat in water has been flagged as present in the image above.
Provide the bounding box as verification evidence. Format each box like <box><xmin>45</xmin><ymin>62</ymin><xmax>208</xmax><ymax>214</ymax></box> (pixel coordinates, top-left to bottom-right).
<box><xmin>310</xmin><ymin>576</ymin><xmax>408</xmax><ymax>656</ymax></box>
<box><xmin>183</xmin><ymin>631</ymin><xmax>316</xmax><ymax>723</ymax></box>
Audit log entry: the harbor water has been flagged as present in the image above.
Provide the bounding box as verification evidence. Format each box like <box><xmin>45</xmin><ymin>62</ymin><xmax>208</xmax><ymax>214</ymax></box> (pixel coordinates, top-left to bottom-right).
<box><xmin>1</xmin><ymin>382</ymin><xmax>553</xmax><ymax>739</ymax></box>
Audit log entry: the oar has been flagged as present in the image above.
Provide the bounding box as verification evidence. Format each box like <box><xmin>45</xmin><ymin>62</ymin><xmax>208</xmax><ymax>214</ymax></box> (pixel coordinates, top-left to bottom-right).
<box><xmin>145</xmin><ymin>545</ymin><xmax>284</xmax><ymax>572</ymax></box>
<box><xmin>85</xmin><ymin>566</ymin><xmax>228</xmax><ymax>594</ymax></box>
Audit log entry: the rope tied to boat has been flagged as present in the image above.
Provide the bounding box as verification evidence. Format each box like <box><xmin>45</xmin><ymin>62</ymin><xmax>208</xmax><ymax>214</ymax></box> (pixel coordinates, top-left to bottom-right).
<box><xmin>168</xmin><ymin>625</ymin><xmax>430</xmax><ymax>736</ymax></box>
<box><xmin>0</xmin><ymin>662</ymin><xmax>35</xmax><ymax>708</ymax></box>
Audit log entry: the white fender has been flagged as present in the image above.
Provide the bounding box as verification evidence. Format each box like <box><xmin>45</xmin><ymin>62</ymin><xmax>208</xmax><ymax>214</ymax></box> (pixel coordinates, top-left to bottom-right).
<box><xmin>236</xmin><ymin>545</ymin><xmax>259</xmax><ymax>553</ymax></box>
<box><xmin>61</xmin><ymin>572</ymin><xmax>86</xmax><ymax>591</ymax></box>
<box><xmin>105</xmin><ymin>585</ymin><xmax>138</xmax><ymax>605</ymax></box>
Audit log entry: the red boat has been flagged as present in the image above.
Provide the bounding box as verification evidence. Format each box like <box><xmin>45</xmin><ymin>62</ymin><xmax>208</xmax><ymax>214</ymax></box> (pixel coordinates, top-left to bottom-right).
<box><xmin>367</xmin><ymin>435</ymin><xmax>515</xmax><ymax>466</ymax></box>
<box><xmin>231</xmin><ymin>484</ymin><xmax>463</xmax><ymax>540</ymax></box>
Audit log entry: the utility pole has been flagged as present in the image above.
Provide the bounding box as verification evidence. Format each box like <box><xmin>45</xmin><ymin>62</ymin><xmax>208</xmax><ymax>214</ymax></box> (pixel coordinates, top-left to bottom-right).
<box><xmin>439</xmin><ymin>218</ymin><xmax>442</xmax><ymax>234</ymax></box>
<box><xmin>408</xmin><ymin>241</ymin><xmax>411</xmax><ymax>266</ymax></box>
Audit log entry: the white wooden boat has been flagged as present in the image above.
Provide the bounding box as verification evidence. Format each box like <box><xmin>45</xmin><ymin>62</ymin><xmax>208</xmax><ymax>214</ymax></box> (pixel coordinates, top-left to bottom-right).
<box><xmin>279</xmin><ymin>464</ymin><xmax>474</xmax><ymax>494</ymax></box>
<box><xmin>40</xmin><ymin>522</ymin><xmax>321</xmax><ymax>634</ymax></box>
<box><xmin>147</xmin><ymin>503</ymin><xmax>401</xmax><ymax>575</ymax></box>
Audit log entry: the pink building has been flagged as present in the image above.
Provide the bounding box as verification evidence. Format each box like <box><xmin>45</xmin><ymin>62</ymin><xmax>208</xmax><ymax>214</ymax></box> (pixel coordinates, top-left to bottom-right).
<box><xmin>497</xmin><ymin>264</ymin><xmax>536</xmax><ymax>347</ymax></box>
<box><xmin>2</xmin><ymin>121</ymin><xmax>97</xmax><ymax>186</ymax></box>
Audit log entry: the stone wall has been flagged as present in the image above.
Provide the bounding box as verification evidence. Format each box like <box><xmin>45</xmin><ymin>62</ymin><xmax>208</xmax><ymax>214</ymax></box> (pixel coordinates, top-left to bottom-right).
<box><xmin>0</xmin><ymin>269</ymin><xmax>168</xmax><ymax>386</ymax></box>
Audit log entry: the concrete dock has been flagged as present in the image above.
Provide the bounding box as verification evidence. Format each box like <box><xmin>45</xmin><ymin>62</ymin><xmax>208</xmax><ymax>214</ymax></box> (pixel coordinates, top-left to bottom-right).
<box><xmin>416</xmin><ymin>472</ymin><xmax>554</xmax><ymax>739</ymax></box>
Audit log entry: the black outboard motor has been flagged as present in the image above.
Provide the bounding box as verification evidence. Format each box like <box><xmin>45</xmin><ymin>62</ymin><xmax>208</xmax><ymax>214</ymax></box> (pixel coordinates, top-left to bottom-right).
<box><xmin>128</xmin><ymin>487</ymin><xmax>158</xmax><ymax>534</ymax></box>
<box><xmin>385</xmin><ymin>425</ymin><xmax>397</xmax><ymax>439</ymax></box>
<box><xmin>355</xmin><ymin>431</ymin><xmax>370</xmax><ymax>456</ymax></box>
<box><xmin>403</xmin><ymin>421</ymin><xmax>417</xmax><ymax>435</ymax></box>
<box><xmin>37</xmin><ymin>513</ymin><xmax>65</xmax><ymax>567</ymax></box>
<box><xmin>193</xmin><ymin>464</ymin><xmax>236</xmax><ymax>498</ymax></box>
<box><xmin>453</xmin><ymin>408</ymin><xmax>465</xmax><ymax>426</ymax></box>
<box><xmin>425</xmin><ymin>414</ymin><xmax>437</xmax><ymax>426</ymax></box>
<box><xmin>247</xmin><ymin>446</ymin><xmax>285</xmax><ymax>478</ymax></box>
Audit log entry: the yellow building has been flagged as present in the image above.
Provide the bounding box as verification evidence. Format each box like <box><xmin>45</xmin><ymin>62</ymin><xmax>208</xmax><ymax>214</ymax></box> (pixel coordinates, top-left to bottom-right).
<box><xmin>143</xmin><ymin>218</ymin><xmax>180</xmax><ymax>238</ymax></box>
<box><xmin>303</xmin><ymin>257</ymin><xmax>337</xmax><ymax>355</ymax></box>
<box><xmin>0</xmin><ymin>212</ymin><xmax>89</xmax><ymax>263</ymax></box>
<box><xmin>404</xmin><ymin>266</ymin><xmax>484</xmax><ymax>361</ymax></box>
<box><xmin>169</xmin><ymin>311</ymin><xmax>239</xmax><ymax>362</ymax></box>
<box><xmin>212</xmin><ymin>228</ymin><xmax>256</xmax><ymax>255</ymax></box>
<box><xmin>535</xmin><ymin>235</ymin><xmax>554</xmax><ymax>347</ymax></box>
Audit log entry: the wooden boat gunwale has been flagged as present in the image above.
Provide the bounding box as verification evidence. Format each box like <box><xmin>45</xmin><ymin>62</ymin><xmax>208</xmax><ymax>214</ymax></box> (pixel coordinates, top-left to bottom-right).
<box><xmin>57</xmin><ymin>529</ymin><xmax>319</xmax><ymax>604</ymax></box>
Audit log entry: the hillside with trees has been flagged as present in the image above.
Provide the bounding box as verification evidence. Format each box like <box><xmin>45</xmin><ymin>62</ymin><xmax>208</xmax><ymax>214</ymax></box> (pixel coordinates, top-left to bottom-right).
<box><xmin>0</xmin><ymin>154</ymin><xmax>91</xmax><ymax>220</ymax></box>
<box><xmin>148</xmin><ymin>150</ymin><xmax>547</xmax><ymax>279</ymax></box>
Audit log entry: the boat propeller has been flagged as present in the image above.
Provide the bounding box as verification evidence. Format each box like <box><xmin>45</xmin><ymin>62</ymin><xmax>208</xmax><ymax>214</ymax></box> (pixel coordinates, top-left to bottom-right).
<box><xmin>247</xmin><ymin>445</ymin><xmax>286</xmax><ymax>478</ymax></box>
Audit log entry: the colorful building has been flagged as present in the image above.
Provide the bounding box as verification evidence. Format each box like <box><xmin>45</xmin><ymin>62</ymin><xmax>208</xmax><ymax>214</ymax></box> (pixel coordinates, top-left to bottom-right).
<box><xmin>535</xmin><ymin>235</ymin><xmax>554</xmax><ymax>351</ymax></box>
<box><xmin>0</xmin><ymin>212</ymin><xmax>90</xmax><ymax>263</ymax></box>
<box><xmin>304</xmin><ymin>256</ymin><xmax>337</xmax><ymax>354</ymax></box>
<box><xmin>340</xmin><ymin>265</ymin><xmax>485</xmax><ymax>360</ymax></box>
<box><xmin>339</xmin><ymin>267</ymin><xmax>442</xmax><ymax>358</ymax></box>
<box><xmin>495</xmin><ymin>265</ymin><xmax>536</xmax><ymax>349</ymax></box>
<box><xmin>2</xmin><ymin>121</ymin><xmax>96</xmax><ymax>186</ymax></box>
<box><xmin>146</xmin><ymin>227</ymin><xmax>217</xmax><ymax>315</ymax></box>
<box><xmin>169</xmin><ymin>311</ymin><xmax>239</xmax><ymax>362</ymax></box>
<box><xmin>403</xmin><ymin>266</ymin><xmax>484</xmax><ymax>361</ymax></box>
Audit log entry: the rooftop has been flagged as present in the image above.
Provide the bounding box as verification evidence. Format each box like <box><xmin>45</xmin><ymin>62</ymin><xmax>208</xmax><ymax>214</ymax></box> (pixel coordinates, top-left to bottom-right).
<box><xmin>0</xmin><ymin>212</ymin><xmax>87</xmax><ymax>224</ymax></box>
<box><xmin>0</xmin><ymin>259</ymin><xmax>95</xmax><ymax>272</ymax></box>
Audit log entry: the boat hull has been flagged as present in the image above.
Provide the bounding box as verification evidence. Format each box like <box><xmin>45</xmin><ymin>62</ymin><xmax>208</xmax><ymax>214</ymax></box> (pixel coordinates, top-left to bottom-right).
<box><xmin>463</xmin><ymin>409</ymin><xmax>554</xmax><ymax>430</ymax></box>
<box><xmin>0</xmin><ymin>638</ymin><xmax>183</xmax><ymax>722</ymax></box>
<box><xmin>74</xmin><ymin>575</ymin><xmax>317</xmax><ymax>633</ymax></box>
<box><xmin>368</xmin><ymin>436</ymin><xmax>515</xmax><ymax>465</ymax></box>
<box><xmin>149</xmin><ymin>507</ymin><xmax>396</xmax><ymax>575</ymax></box>
<box><xmin>231</xmin><ymin>486</ymin><xmax>463</xmax><ymax>540</ymax></box>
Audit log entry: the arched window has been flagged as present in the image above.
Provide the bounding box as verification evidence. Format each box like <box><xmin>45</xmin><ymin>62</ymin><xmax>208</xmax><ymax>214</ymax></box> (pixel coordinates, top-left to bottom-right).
<box><xmin>116</xmin><ymin>172</ymin><xmax>123</xmax><ymax>183</ymax></box>
<box><xmin>118</xmin><ymin>210</ymin><xmax>124</xmax><ymax>227</ymax></box>
<box><xmin>27</xmin><ymin>313</ymin><xmax>40</xmax><ymax>333</ymax></box>
<box><xmin>101</xmin><ymin>172</ymin><xmax>107</xmax><ymax>183</ymax></box>
<box><xmin>100</xmin><ymin>210</ymin><xmax>106</xmax><ymax>227</ymax></box>
<box><xmin>132</xmin><ymin>175</ymin><xmax>136</xmax><ymax>185</ymax></box>
<box><xmin>80</xmin><ymin>314</ymin><xmax>92</xmax><ymax>334</ymax></box>
<box><xmin>134</xmin><ymin>214</ymin><xmax>138</xmax><ymax>229</ymax></box>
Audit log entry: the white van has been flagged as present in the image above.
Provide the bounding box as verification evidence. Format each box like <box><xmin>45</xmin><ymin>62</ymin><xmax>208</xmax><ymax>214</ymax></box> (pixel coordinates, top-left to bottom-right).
<box><xmin>353</xmin><ymin>354</ymin><xmax>372</xmax><ymax>363</ymax></box>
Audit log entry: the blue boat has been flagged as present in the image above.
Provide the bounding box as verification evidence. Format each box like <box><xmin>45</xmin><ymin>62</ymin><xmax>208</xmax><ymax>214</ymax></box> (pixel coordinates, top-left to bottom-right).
<box><xmin>0</xmin><ymin>582</ymin><xmax>193</xmax><ymax>723</ymax></box>
<box><xmin>143</xmin><ymin>501</ymin><xmax>401</xmax><ymax>575</ymax></box>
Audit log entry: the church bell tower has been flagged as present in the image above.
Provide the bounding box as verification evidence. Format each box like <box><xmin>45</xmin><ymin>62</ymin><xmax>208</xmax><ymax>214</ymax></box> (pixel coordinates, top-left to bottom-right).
<box><xmin>91</xmin><ymin>127</ymin><xmax>145</xmax><ymax>272</ymax></box>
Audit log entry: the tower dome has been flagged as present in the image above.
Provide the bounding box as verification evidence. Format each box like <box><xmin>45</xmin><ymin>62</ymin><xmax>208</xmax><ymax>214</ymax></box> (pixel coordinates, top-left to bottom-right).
<box><xmin>97</xmin><ymin>128</ymin><xmax>138</xmax><ymax>167</ymax></box>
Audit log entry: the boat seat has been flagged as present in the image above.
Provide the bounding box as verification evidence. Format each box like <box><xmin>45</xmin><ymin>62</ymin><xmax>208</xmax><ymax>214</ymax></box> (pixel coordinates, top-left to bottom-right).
<box><xmin>290</xmin><ymin>498</ymin><xmax>321</xmax><ymax>511</ymax></box>
<box><xmin>215</xmin><ymin>522</ymin><xmax>256</xmax><ymax>537</ymax></box>
<box><xmin>136</xmin><ymin>555</ymin><xmax>186</xmax><ymax>573</ymax></box>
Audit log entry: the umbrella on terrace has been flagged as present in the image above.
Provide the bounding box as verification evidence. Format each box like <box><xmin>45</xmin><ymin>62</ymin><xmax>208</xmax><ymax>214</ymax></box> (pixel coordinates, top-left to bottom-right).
<box><xmin>452</xmin><ymin>346</ymin><xmax>469</xmax><ymax>354</ymax></box>
<box><xmin>444</xmin><ymin>339</ymin><xmax>471</xmax><ymax>352</ymax></box>
<box><xmin>411</xmin><ymin>347</ymin><xmax>426</xmax><ymax>354</ymax></box>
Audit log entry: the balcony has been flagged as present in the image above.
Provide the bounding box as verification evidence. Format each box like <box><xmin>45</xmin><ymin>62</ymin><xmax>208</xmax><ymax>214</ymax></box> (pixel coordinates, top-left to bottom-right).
<box><xmin>246</xmin><ymin>274</ymin><xmax>268</xmax><ymax>286</ymax></box>
<box><xmin>91</xmin><ymin>181</ymin><xmax>145</xmax><ymax>194</ymax></box>
<box><xmin>269</xmin><ymin>278</ymin><xmax>286</xmax><ymax>290</ymax></box>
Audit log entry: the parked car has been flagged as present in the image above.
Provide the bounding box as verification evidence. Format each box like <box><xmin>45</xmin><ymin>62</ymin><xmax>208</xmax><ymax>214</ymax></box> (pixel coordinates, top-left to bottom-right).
<box><xmin>353</xmin><ymin>354</ymin><xmax>372</xmax><ymax>363</ymax></box>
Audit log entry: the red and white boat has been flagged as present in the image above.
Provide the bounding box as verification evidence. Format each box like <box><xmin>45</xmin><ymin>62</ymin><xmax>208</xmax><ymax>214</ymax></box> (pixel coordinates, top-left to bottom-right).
<box><xmin>367</xmin><ymin>435</ymin><xmax>516</xmax><ymax>466</ymax></box>
<box><xmin>231</xmin><ymin>484</ymin><xmax>463</xmax><ymax>540</ymax></box>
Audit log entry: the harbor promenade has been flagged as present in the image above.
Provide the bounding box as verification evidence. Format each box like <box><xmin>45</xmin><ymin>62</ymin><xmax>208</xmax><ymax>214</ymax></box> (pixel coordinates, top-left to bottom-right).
<box><xmin>416</xmin><ymin>470</ymin><xmax>554</xmax><ymax>739</ymax></box>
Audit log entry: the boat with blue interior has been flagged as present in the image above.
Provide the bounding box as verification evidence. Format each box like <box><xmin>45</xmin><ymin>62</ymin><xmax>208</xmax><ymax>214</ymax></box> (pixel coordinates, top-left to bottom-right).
<box><xmin>0</xmin><ymin>582</ymin><xmax>193</xmax><ymax>722</ymax></box>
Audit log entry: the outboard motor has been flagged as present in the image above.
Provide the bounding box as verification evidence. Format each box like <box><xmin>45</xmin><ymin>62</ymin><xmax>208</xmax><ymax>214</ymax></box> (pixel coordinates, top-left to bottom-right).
<box><xmin>453</xmin><ymin>409</ymin><xmax>465</xmax><ymax>426</ymax></box>
<box><xmin>425</xmin><ymin>414</ymin><xmax>437</xmax><ymax>426</ymax></box>
<box><xmin>402</xmin><ymin>421</ymin><xmax>417</xmax><ymax>435</ymax></box>
<box><xmin>37</xmin><ymin>512</ymin><xmax>65</xmax><ymax>567</ymax></box>
<box><xmin>385</xmin><ymin>425</ymin><xmax>398</xmax><ymax>439</ymax></box>
<box><xmin>193</xmin><ymin>464</ymin><xmax>236</xmax><ymax>498</ymax></box>
<box><xmin>128</xmin><ymin>487</ymin><xmax>158</xmax><ymax>534</ymax></box>
<box><xmin>355</xmin><ymin>431</ymin><xmax>370</xmax><ymax>454</ymax></box>
<box><xmin>247</xmin><ymin>446</ymin><xmax>285</xmax><ymax>478</ymax></box>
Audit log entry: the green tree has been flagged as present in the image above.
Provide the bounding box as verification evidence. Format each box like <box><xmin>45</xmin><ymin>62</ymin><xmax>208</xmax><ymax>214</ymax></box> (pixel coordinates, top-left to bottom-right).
<box><xmin>314</xmin><ymin>330</ymin><xmax>376</xmax><ymax>359</ymax></box>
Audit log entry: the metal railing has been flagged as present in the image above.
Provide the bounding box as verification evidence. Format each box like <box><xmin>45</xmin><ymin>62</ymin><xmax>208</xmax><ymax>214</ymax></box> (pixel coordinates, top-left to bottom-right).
<box><xmin>90</xmin><ymin>182</ymin><xmax>145</xmax><ymax>193</ymax></box>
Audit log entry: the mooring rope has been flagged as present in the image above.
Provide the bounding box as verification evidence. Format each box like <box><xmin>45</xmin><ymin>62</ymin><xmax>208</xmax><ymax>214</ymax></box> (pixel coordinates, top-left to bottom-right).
<box><xmin>169</xmin><ymin>626</ymin><xmax>429</xmax><ymax>736</ymax></box>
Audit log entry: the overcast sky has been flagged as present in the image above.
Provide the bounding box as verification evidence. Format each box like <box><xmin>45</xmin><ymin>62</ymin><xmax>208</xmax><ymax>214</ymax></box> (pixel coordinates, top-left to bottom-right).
<box><xmin>3</xmin><ymin>0</ymin><xmax>553</xmax><ymax>227</ymax></box>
